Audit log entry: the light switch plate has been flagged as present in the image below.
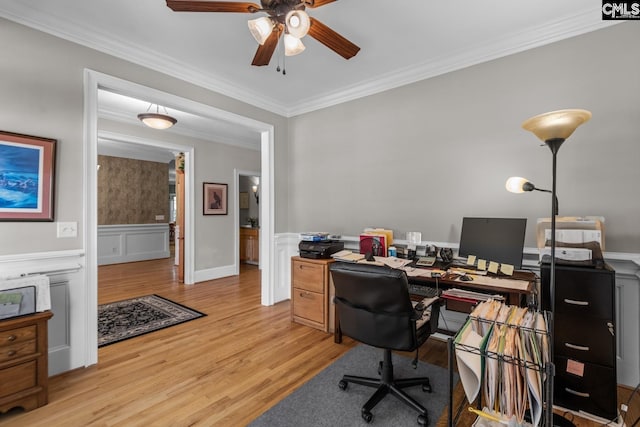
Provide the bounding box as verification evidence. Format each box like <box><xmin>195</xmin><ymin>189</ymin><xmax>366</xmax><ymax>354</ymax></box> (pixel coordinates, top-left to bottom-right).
<box><xmin>57</xmin><ymin>221</ymin><xmax>77</xmax><ymax>238</ymax></box>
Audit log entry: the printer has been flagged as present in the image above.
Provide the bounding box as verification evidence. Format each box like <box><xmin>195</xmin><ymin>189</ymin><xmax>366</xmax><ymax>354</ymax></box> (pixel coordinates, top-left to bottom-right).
<box><xmin>299</xmin><ymin>240</ymin><xmax>344</xmax><ymax>259</ymax></box>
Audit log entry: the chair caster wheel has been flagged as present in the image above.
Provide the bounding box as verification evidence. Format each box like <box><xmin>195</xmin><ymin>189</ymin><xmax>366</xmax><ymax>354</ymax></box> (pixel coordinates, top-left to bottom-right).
<box><xmin>417</xmin><ymin>413</ymin><xmax>428</xmax><ymax>426</ymax></box>
<box><xmin>362</xmin><ymin>409</ymin><xmax>373</xmax><ymax>423</ymax></box>
<box><xmin>422</xmin><ymin>379</ymin><xmax>432</xmax><ymax>393</ymax></box>
<box><xmin>338</xmin><ymin>379</ymin><xmax>348</xmax><ymax>390</ymax></box>
<box><xmin>378</xmin><ymin>361</ymin><xmax>383</xmax><ymax>376</ymax></box>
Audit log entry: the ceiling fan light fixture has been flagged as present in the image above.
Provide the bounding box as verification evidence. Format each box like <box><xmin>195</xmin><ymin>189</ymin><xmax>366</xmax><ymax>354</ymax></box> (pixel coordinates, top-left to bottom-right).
<box><xmin>285</xmin><ymin>10</ymin><xmax>310</xmax><ymax>38</ymax></box>
<box><xmin>248</xmin><ymin>16</ymin><xmax>274</xmax><ymax>45</ymax></box>
<box><xmin>284</xmin><ymin>34</ymin><xmax>305</xmax><ymax>56</ymax></box>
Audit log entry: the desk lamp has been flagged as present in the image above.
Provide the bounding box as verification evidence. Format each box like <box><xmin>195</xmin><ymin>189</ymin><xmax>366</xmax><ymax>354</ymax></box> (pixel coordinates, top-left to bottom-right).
<box><xmin>519</xmin><ymin>109</ymin><xmax>591</xmax><ymax>427</ymax></box>
<box><xmin>505</xmin><ymin>177</ymin><xmax>559</xmax><ymax>216</ymax></box>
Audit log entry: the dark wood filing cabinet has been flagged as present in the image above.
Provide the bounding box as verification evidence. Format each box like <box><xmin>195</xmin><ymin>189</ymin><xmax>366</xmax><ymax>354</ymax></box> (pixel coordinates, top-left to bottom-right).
<box><xmin>0</xmin><ymin>311</ymin><xmax>53</xmax><ymax>414</ymax></box>
<box><xmin>541</xmin><ymin>263</ymin><xmax>617</xmax><ymax>420</ymax></box>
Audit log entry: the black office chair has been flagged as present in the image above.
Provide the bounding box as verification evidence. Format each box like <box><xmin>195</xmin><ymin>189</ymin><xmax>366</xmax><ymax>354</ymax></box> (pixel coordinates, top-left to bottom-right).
<box><xmin>330</xmin><ymin>262</ymin><xmax>441</xmax><ymax>426</ymax></box>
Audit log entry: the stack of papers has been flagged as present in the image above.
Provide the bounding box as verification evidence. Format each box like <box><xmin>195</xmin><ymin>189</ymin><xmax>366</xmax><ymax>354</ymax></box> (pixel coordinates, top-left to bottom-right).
<box><xmin>331</xmin><ymin>250</ymin><xmax>365</xmax><ymax>262</ymax></box>
<box><xmin>300</xmin><ymin>232</ymin><xmax>330</xmax><ymax>241</ymax></box>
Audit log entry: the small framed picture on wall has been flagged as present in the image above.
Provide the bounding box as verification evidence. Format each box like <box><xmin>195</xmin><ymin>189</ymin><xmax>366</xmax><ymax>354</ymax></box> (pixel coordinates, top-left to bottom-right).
<box><xmin>239</xmin><ymin>192</ymin><xmax>249</xmax><ymax>209</ymax></box>
<box><xmin>203</xmin><ymin>182</ymin><xmax>228</xmax><ymax>215</ymax></box>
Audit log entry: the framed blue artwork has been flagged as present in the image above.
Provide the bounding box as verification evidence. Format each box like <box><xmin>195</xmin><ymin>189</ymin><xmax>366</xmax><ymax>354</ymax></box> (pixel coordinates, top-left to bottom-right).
<box><xmin>0</xmin><ymin>131</ymin><xmax>56</xmax><ymax>221</ymax></box>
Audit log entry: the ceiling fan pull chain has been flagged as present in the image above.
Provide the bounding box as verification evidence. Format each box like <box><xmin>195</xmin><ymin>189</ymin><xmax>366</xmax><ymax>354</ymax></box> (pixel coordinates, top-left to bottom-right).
<box><xmin>282</xmin><ymin>49</ymin><xmax>286</xmax><ymax>75</ymax></box>
<box><xmin>276</xmin><ymin>31</ymin><xmax>282</xmax><ymax>73</ymax></box>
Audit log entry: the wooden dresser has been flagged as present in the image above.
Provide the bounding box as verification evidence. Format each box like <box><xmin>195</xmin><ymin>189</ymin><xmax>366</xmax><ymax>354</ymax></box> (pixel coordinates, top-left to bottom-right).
<box><xmin>0</xmin><ymin>311</ymin><xmax>53</xmax><ymax>414</ymax></box>
<box><xmin>290</xmin><ymin>256</ymin><xmax>334</xmax><ymax>333</ymax></box>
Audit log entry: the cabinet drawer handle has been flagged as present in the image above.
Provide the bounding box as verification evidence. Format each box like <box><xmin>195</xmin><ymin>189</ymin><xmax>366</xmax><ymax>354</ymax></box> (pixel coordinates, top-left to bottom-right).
<box><xmin>564</xmin><ymin>343</ymin><xmax>590</xmax><ymax>352</ymax></box>
<box><xmin>565</xmin><ymin>388</ymin><xmax>590</xmax><ymax>398</ymax></box>
<box><xmin>6</xmin><ymin>335</ymin><xmax>17</xmax><ymax>342</ymax></box>
<box><xmin>299</xmin><ymin>291</ymin><xmax>314</xmax><ymax>299</ymax></box>
<box><xmin>7</xmin><ymin>350</ymin><xmax>17</xmax><ymax>357</ymax></box>
<box><xmin>564</xmin><ymin>298</ymin><xmax>589</xmax><ymax>306</ymax></box>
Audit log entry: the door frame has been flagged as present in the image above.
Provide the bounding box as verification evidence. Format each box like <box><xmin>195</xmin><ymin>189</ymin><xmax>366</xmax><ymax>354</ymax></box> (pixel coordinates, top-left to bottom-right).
<box><xmin>83</xmin><ymin>69</ymin><xmax>275</xmax><ymax>367</ymax></box>
<box><xmin>234</xmin><ymin>169</ymin><xmax>261</xmax><ymax>273</ymax></box>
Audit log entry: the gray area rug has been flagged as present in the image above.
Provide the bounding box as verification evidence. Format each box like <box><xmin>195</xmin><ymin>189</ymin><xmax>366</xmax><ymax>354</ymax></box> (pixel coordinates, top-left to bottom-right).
<box><xmin>250</xmin><ymin>344</ymin><xmax>457</xmax><ymax>427</ymax></box>
<box><xmin>98</xmin><ymin>294</ymin><xmax>205</xmax><ymax>347</ymax></box>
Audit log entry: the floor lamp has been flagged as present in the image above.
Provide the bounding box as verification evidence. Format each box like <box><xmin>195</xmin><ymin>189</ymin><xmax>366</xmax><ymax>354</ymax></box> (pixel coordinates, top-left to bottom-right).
<box><xmin>511</xmin><ymin>109</ymin><xmax>592</xmax><ymax>427</ymax></box>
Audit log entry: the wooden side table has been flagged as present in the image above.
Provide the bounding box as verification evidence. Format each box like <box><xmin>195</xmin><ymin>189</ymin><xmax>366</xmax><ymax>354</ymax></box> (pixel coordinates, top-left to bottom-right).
<box><xmin>0</xmin><ymin>311</ymin><xmax>53</xmax><ymax>413</ymax></box>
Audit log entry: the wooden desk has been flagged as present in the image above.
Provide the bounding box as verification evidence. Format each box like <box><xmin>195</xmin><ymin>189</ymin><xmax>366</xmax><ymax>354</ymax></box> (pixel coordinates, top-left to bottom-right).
<box><xmin>408</xmin><ymin>269</ymin><xmax>535</xmax><ymax>306</ymax></box>
<box><xmin>333</xmin><ymin>264</ymin><xmax>535</xmax><ymax>343</ymax></box>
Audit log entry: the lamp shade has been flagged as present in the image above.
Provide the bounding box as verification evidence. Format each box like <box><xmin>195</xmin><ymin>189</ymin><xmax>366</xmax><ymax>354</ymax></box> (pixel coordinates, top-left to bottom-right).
<box><xmin>505</xmin><ymin>176</ymin><xmax>530</xmax><ymax>193</ymax></box>
<box><xmin>137</xmin><ymin>113</ymin><xmax>177</xmax><ymax>130</ymax></box>
<box><xmin>284</xmin><ymin>34</ymin><xmax>305</xmax><ymax>56</ymax></box>
<box><xmin>522</xmin><ymin>109</ymin><xmax>592</xmax><ymax>142</ymax></box>
<box><xmin>248</xmin><ymin>17</ymin><xmax>274</xmax><ymax>45</ymax></box>
<box><xmin>285</xmin><ymin>10</ymin><xmax>310</xmax><ymax>38</ymax></box>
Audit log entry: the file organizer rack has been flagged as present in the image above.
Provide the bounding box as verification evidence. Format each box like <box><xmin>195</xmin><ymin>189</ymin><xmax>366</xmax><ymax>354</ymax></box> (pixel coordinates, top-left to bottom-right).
<box><xmin>447</xmin><ymin>311</ymin><xmax>554</xmax><ymax>426</ymax></box>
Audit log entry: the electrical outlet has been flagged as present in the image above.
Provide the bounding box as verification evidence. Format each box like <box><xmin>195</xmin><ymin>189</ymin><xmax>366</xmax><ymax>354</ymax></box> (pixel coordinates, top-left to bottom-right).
<box><xmin>155</xmin><ymin>215</ymin><xmax>165</xmax><ymax>221</ymax></box>
<box><xmin>57</xmin><ymin>222</ymin><xmax>77</xmax><ymax>238</ymax></box>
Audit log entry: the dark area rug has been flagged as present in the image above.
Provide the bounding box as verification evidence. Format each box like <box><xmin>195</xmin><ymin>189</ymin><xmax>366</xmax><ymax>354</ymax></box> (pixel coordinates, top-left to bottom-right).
<box><xmin>98</xmin><ymin>294</ymin><xmax>205</xmax><ymax>347</ymax></box>
<box><xmin>249</xmin><ymin>344</ymin><xmax>458</xmax><ymax>427</ymax></box>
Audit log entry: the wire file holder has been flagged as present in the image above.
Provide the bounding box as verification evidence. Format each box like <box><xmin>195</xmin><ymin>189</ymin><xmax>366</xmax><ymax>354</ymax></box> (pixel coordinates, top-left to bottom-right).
<box><xmin>448</xmin><ymin>310</ymin><xmax>554</xmax><ymax>426</ymax></box>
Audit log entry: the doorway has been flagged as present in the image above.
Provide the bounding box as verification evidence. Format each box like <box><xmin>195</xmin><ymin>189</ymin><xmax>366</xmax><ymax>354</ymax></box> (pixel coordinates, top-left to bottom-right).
<box><xmin>84</xmin><ymin>70</ymin><xmax>276</xmax><ymax>368</ymax></box>
<box><xmin>236</xmin><ymin>171</ymin><xmax>261</xmax><ymax>273</ymax></box>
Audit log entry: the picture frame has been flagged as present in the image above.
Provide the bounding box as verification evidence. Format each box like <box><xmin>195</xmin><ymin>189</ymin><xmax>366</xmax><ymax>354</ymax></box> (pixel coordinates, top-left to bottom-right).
<box><xmin>203</xmin><ymin>182</ymin><xmax>228</xmax><ymax>215</ymax></box>
<box><xmin>239</xmin><ymin>192</ymin><xmax>249</xmax><ymax>209</ymax></box>
<box><xmin>0</xmin><ymin>131</ymin><xmax>56</xmax><ymax>221</ymax></box>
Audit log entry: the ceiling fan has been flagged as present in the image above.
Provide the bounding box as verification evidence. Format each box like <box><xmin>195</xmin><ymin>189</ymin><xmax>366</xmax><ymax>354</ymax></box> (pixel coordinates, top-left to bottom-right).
<box><xmin>165</xmin><ymin>0</ymin><xmax>360</xmax><ymax>67</ymax></box>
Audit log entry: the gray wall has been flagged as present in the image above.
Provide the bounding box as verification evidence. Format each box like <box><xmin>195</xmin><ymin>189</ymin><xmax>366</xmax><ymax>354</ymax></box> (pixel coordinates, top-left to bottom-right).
<box><xmin>0</xmin><ymin>18</ymin><xmax>288</xmax><ymax>267</ymax></box>
<box><xmin>1</xmin><ymin>18</ymin><xmax>638</xmax><ymax>260</ymax></box>
<box><xmin>288</xmin><ymin>23</ymin><xmax>640</xmax><ymax>253</ymax></box>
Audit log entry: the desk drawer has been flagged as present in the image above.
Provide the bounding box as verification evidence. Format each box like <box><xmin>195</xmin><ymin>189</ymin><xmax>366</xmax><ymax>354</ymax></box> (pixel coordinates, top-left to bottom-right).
<box><xmin>0</xmin><ymin>340</ymin><xmax>36</xmax><ymax>364</ymax></box>
<box><xmin>0</xmin><ymin>325</ymin><xmax>36</xmax><ymax>348</ymax></box>
<box><xmin>554</xmin><ymin>356</ymin><xmax>617</xmax><ymax>420</ymax></box>
<box><xmin>0</xmin><ymin>360</ymin><xmax>37</xmax><ymax>398</ymax></box>
<box><xmin>292</xmin><ymin>288</ymin><xmax>324</xmax><ymax>324</ymax></box>
<box><xmin>554</xmin><ymin>314</ymin><xmax>615</xmax><ymax>366</ymax></box>
<box><xmin>543</xmin><ymin>265</ymin><xmax>614</xmax><ymax>319</ymax></box>
<box><xmin>292</xmin><ymin>260</ymin><xmax>325</xmax><ymax>293</ymax></box>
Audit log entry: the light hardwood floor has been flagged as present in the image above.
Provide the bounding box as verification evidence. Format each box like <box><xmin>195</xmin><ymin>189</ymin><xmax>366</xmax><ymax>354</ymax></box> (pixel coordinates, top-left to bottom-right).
<box><xmin>0</xmin><ymin>256</ymin><xmax>635</xmax><ymax>426</ymax></box>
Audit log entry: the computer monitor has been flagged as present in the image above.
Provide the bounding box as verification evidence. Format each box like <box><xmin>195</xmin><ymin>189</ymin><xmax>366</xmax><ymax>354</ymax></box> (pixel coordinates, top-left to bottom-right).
<box><xmin>457</xmin><ymin>217</ymin><xmax>527</xmax><ymax>269</ymax></box>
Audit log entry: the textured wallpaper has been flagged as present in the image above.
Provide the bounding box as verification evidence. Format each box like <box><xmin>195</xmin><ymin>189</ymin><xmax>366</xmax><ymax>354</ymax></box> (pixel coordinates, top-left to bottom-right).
<box><xmin>97</xmin><ymin>155</ymin><xmax>169</xmax><ymax>225</ymax></box>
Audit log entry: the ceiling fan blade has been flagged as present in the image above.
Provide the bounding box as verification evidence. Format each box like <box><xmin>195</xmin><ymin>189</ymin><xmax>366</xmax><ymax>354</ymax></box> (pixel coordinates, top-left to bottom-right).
<box><xmin>166</xmin><ymin>1</ymin><xmax>261</xmax><ymax>13</ymax></box>
<box><xmin>308</xmin><ymin>17</ymin><xmax>360</xmax><ymax>60</ymax></box>
<box><xmin>251</xmin><ymin>26</ymin><xmax>282</xmax><ymax>66</ymax></box>
<box><xmin>304</xmin><ymin>0</ymin><xmax>337</xmax><ymax>8</ymax></box>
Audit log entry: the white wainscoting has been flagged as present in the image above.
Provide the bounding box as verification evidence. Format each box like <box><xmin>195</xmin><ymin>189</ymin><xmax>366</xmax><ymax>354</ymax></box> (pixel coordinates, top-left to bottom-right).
<box><xmin>0</xmin><ymin>250</ymin><xmax>85</xmax><ymax>376</ymax></box>
<box><xmin>273</xmin><ymin>233</ymin><xmax>640</xmax><ymax>386</ymax></box>
<box><xmin>98</xmin><ymin>224</ymin><xmax>170</xmax><ymax>265</ymax></box>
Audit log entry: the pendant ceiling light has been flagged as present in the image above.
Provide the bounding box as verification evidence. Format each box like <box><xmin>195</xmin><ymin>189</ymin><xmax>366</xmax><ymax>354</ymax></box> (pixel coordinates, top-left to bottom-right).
<box><xmin>137</xmin><ymin>104</ymin><xmax>177</xmax><ymax>130</ymax></box>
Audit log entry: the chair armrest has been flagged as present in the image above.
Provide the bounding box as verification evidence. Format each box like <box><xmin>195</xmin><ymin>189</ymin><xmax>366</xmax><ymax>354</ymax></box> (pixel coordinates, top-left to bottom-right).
<box><xmin>414</xmin><ymin>296</ymin><xmax>439</xmax><ymax>312</ymax></box>
<box><xmin>411</xmin><ymin>296</ymin><xmax>440</xmax><ymax>324</ymax></box>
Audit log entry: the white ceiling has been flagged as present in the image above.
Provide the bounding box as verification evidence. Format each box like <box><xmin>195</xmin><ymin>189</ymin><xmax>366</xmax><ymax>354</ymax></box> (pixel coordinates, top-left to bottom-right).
<box><xmin>0</xmin><ymin>0</ymin><xmax>615</xmax><ymax>119</ymax></box>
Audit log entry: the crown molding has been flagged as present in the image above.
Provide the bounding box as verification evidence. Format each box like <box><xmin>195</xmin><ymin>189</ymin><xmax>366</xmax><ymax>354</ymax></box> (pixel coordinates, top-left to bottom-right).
<box><xmin>0</xmin><ymin>3</ymin><xmax>289</xmax><ymax>116</ymax></box>
<box><xmin>286</xmin><ymin>10</ymin><xmax>621</xmax><ymax>116</ymax></box>
<box><xmin>0</xmin><ymin>4</ymin><xmax>621</xmax><ymax>118</ymax></box>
